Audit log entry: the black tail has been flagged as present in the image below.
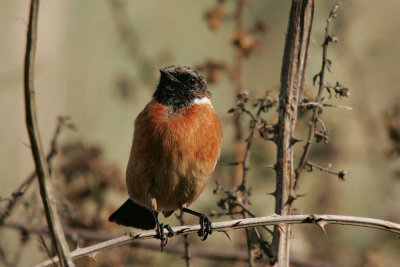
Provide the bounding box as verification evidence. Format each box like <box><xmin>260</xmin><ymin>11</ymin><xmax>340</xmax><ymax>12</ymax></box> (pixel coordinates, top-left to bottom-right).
<box><xmin>109</xmin><ymin>199</ymin><xmax>156</xmax><ymax>230</ymax></box>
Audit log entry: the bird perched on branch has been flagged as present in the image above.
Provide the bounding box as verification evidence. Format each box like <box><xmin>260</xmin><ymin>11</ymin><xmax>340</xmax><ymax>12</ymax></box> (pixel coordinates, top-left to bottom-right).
<box><xmin>109</xmin><ymin>65</ymin><xmax>222</xmax><ymax>249</ymax></box>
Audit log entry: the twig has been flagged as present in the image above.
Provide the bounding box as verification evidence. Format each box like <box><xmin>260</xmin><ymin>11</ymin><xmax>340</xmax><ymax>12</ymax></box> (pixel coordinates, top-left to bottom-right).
<box><xmin>4</xmin><ymin>222</ymin><xmax>332</xmax><ymax>266</ymax></box>
<box><xmin>23</xmin><ymin>1</ymin><xmax>74</xmax><ymax>266</ymax></box>
<box><xmin>177</xmin><ymin>211</ymin><xmax>191</xmax><ymax>267</ymax></box>
<box><xmin>0</xmin><ymin>117</ymin><xmax>71</xmax><ymax>224</ymax></box>
<box><xmin>238</xmin><ymin>94</ymin><xmax>276</xmax><ymax>259</ymax></box>
<box><xmin>271</xmin><ymin>0</ymin><xmax>315</xmax><ymax>265</ymax></box>
<box><xmin>299</xmin><ymin>101</ymin><xmax>352</xmax><ymax>110</ymax></box>
<box><xmin>37</xmin><ymin>231</ymin><xmax>56</xmax><ymax>266</ymax></box>
<box><xmin>3</xmin><ymin>222</ymin><xmax>269</xmax><ymax>264</ymax></box>
<box><xmin>231</xmin><ymin>1</ymin><xmax>253</xmax><ymax>265</ymax></box>
<box><xmin>232</xmin><ymin>0</ymin><xmax>246</xmax><ymax>189</ymax></box>
<box><xmin>305</xmin><ymin>161</ymin><xmax>348</xmax><ymax>180</ymax></box>
<box><xmin>294</xmin><ymin>2</ymin><xmax>342</xmax><ymax>191</ymax></box>
<box><xmin>34</xmin><ymin>214</ymin><xmax>400</xmax><ymax>267</ymax></box>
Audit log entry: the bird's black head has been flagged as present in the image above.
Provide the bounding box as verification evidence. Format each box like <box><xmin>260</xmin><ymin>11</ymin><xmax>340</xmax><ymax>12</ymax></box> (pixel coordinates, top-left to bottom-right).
<box><xmin>153</xmin><ymin>65</ymin><xmax>210</xmax><ymax>109</ymax></box>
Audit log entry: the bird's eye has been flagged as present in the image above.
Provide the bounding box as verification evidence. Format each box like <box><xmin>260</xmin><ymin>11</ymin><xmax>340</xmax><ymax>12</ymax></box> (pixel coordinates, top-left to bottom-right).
<box><xmin>188</xmin><ymin>77</ymin><xmax>197</xmax><ymax>86</ymax></box>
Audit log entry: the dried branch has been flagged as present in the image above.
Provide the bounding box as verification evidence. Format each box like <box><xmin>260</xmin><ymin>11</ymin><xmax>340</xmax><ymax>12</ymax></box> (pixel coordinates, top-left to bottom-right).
<box><xmin>219</xmin><ymin>92</ymin><xmax>278</xmax><ymax>261</ymax></box>
<box><xmin>0</xmin><ymin>117</ymin><xmax>72</xmax><ymax>224</ymax></box>
<box><xmin>3</xmin><ymin>222</ymin><xmax>268</xmax><ymax>264</ymax></box>
<box><xmin>5</xmin><ymin>222</ymin><xmax>332</xmax><ymax>266</ymax></box>
<box><xmin>294</xmin><ymin>2</ymin><xmax>344</xmax><ymax>191</ymax></box>
<box><xmin>35</xmin><ymin>214</ymin><xmax>400</xmax><ymax>267</ymax></box>
<box><xmin>176</xmin><ymin>211</ymin><xmax>191</xmax><ymax>267</ymax></box>
<box><xmin>23</xmin><ymin>0</ymin><xmax>74</xmax><ymax>266</ymax></box>
<box><xmin>230</xmin><ymin>1</ymin><xmax>256</xmax><ymax>266</ymax></box>
<box><xmin>305</xmin><ymin>161</ymin><xmax>348</xmax><ymax>180</ymax></box>
<box><xmin>271</xmin><ymin>0</ymin><xmax>315</xmax><ymax>265</ymax></box>
<box><xmin>298</xmin><ymin>101</ymin><xmax>352</xmax><ymax>111</ymax></box>
<box><xmin>232</xmin><ymin>0</ymin><xmax>246</xmax><ymax>189</ymax></box>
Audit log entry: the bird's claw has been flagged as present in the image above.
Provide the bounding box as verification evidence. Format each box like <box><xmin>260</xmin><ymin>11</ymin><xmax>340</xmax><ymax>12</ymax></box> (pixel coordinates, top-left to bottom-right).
<box><xmin>198</xmin><ymin>214</ymin><xmax>212</xmax><ymax>241</ymax></box>
<box><xmin>156</xmin><ymin>223</ymin><xmax>174</xmax><ymax>251</ymax></box>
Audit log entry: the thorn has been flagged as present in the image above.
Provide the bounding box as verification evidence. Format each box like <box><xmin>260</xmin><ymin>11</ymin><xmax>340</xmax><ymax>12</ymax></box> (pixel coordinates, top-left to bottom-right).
<box><xmin>264</xmin><ymin>164</ymin><xmax>276</xmax><ymax>170</ymax></box>
<box><xmin>313</xmin><ymin>73</ymin><xmax>320</xmax><ymax>85</ymax></box>
<box><xmin>266</xmin><ymin>191</ymin><xmax>277</xmax><ymax>197</ymax></box>
<box><xmin>222</xmin><ymin>229</ymin><xmax>232</xmax><ymax>240</ymax></box>
<box><xmin>287</xmin><ymin>194</ymin><xmax>295</xmax><ymax>204</ymax></box>
<box><xmin>326</xmin><ymin>59</ymin><xmax>332</xmax><ymax>72</ymax></box>
<box><xmin>290</xmin><ymin>137</ymin><xmax>303</xmax><ymax>146</ymax></box>
<box><xmin>292</xmin><ymin>192</ymin><xmax>307</xmax><ymax>200</ymax></box>
<box><xmin>87</xmin><ymin>252</ymin><xmax>98</xmax><ymax>263</ymax></box>
<box><xmin>316</xmin><ymin>220</ymin><xmax>327</xmax><ymax>234</ymax></box>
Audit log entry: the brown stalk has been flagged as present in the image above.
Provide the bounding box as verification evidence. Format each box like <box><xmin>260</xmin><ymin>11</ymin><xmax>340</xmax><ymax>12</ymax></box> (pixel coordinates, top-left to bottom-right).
<box><xmin>232</xmin><ymin>0</ymin><xmax>246</xmax><ymax>188</ymax></box>
<box><xmin>271</xmin><ymin>0</ymin><xmax>315</xmax><ymax>266</ymax></box>
<box><xmin>23</xmin><ymin>0</ymin><xmax>74</xmax><ymax>266</ymax></box>
<box><xmin>231</xmin><ymin>1</ymin><xmax>253</xmax><ymax>265</ymax></box>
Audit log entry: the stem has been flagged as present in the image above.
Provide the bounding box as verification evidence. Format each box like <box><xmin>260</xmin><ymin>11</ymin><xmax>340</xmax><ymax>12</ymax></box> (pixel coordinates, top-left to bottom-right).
<box><xmin>294</xmin><ymin>2</ymin><xmax>341</xmax><ymax>191</ymax></box>
<box><xmin>177</xmin><ymin>211</ymin><xmax>191</xmax><ymax>267</ymax></box>
<box><xmin>233</xmin><ymin>0</ymin><xmax>246</xmax><ymax>189</ymax></box>
<box><xmin>23</xmin><ymin>1</ymin><xmax>74</xmax><ymax>266</ymax></box>
<box><xmin>271</xmin><ymin>0</ymin><xmax>315</xmax><ymax>266</ymax></box>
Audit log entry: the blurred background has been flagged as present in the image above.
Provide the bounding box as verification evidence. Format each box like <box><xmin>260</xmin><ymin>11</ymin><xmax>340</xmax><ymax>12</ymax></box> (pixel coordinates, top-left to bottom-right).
<box><xmin>1</xmin><ymin>0</ymin><xmax>400</xmax><ymax>266</ymax></box>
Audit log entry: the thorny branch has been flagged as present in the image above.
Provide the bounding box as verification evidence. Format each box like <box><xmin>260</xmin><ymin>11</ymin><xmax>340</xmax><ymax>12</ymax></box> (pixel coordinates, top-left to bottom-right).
<box><xmin>23</xmin><ymin>0</ymin><xmax>74</xmax><ymax>266</ymax></box>
<box><xmin>230</xmin><ymin>1</ymin><xmax>269</xmax><ymax>265</ymax></box>
<box><xmin>271</xmin><ymin>0</ymin><xmax>315</xmax><ymax>265</ymax></box>
<box><xmin>294</xmin><ymin>2</ymin><xmax>349</xmax><ymax>191</ymax></box>
<box><xmin>35</xmin><ymin>214</ymin><xmax>400</xmax><ymax>267</ymax></box>
<box><xmin>0</xmin><ymin>117</ymin><xmax>73</xmax><ymax>224</ymax></box>
<box><xmin>221</xmin><ymin>92</ymin><xmax>277</xmax><ymax>259</ymax></box>
<box><xmin>305</xmin><ymin>161</ymin><xmax>348</xmax><ymax>180</ymax></box>
<box><xmin>3</xmin><ymin>221</ymin><xmax>331</xmax><ymax>266</ymax></box>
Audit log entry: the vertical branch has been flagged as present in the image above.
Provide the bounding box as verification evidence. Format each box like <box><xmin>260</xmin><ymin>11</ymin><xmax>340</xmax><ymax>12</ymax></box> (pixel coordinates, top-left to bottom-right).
<box><xmin>23</xmin><ymin>1</ymin><xmax>74</xmax><ymax>266</ymax></box>
<box><xmin>232</xmin><ymin>0</ymin><xmax>246</xmax><ymax>189</ymax></box>
<box><xmin>294</xmin><ymin>2</ymin><xmax>342</xmax><ymax>190</ymax></box>
<box><xmin>177</xmin><ymin>211</ymin><xmax>191</xmax><ymax>267</ymax></box>
<box><xmin>271</xmin><ymin>0</ymin><xmax>314</xmax><ymax>266</ymax></box>
<box><xmin>231</xmin><ymin>1</ymin><xmax>253</xmax><ymax>265</ymax></box>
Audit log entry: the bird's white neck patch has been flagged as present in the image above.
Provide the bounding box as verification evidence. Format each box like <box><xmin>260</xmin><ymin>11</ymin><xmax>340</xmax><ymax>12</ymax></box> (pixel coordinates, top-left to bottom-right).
<box><xmin>193</xmin><ymin>97</ymin><xmax>211</xmax><ymax>105</ymax></box>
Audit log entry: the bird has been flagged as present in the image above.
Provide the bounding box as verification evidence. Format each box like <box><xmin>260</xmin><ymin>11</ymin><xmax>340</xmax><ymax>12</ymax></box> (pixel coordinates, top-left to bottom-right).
<box><xmin>109</xmin><ymin>65</ymin><xmax>222</xmax><ymax>249</ymax></box>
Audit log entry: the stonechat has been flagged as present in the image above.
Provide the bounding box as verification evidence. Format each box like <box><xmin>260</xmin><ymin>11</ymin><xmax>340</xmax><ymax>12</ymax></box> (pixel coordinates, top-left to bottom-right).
<box><xmin>109</xmin><ymin>65</ymin><xmax>222</xmax><ymax>249</ymax></box>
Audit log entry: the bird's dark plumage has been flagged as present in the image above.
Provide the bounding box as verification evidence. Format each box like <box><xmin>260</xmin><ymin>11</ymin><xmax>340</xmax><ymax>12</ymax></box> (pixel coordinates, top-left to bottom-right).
<box><xmin>108</xmin><ymin>199</ymin><xmax>156</xmax><ymax>230</ymax></box>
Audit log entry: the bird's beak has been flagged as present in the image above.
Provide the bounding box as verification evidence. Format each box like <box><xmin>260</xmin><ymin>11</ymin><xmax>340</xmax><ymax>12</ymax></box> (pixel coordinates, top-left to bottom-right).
<box><xmin>159</xmin><ymin>68</ymin><xmax>179</xmax><ymax>83</ymax></box>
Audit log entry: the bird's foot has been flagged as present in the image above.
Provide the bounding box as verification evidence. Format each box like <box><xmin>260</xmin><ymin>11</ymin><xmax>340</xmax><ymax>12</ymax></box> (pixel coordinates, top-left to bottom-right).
<box><xmin>156</xmin><ymin>223</ymin><xmax>174</xmax><ymax>251</ymax></box>
<box><xmin>198</xmin><ymin>214</ymin><xmax>212</xmax><ymax>241</ymax></box>
<box><xmin>181</xmin><ymin>207</ymin><xmax>213</xmax><ymax>241</ymax></box>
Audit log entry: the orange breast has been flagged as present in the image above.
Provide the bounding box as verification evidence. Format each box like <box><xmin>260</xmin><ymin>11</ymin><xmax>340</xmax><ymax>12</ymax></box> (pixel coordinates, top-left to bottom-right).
<box><xmin>126</xmin><ymin>99</ymin><xmax>222</xmax><ymax>212</ymax></box>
